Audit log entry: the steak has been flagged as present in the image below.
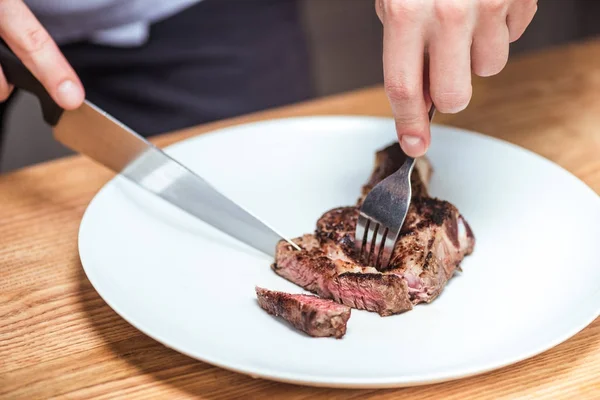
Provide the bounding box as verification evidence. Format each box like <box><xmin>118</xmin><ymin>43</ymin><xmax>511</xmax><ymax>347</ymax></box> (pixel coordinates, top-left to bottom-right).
<box><xmin>273</xmin><ymin>236</ymin><xmax>412</xmax><ymax>316</ymax></box>
<box><xmin>255</xmin><ymin>286</ymin><xmax>351</xmax><ymax>338</ymax></box>
<box><xmin>316</xmin><ymin>198</ymin><xmax>475</xmax><ymax>303</ymax></box>
<box><xmin>271</xmin><ymin>143</ymin><xmax>476</xmax><ymax>316</ymax></box>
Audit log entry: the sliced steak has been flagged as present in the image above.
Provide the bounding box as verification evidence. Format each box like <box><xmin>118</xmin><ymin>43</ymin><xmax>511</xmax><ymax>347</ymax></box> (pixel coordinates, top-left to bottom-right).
<box><xmin>255</xmin><ymin>286</ymin><xmax>351</xmax><ymax>338</ymax></box>
<box><xmin>273</xmin><ymin>236</ymin><xmax>412</xmax><ymax>316</ymax></box>
<box><xmin>316</xmin><ymin>197</ymin><xmax>475</xmax><ymax>303</ymax></box>
<box><xmin>272</xmin><ymin>142</ymin><xmax>475</xmax><ymax>315</ymax></box>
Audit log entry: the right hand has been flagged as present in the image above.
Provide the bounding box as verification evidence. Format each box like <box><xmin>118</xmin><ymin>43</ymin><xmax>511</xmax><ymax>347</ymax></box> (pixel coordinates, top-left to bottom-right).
<box><xmin>0</xmin><ymin>0</ymin><xmax>84</xmax><ymax>109</ymax></box>
<box><xmin>376</xmin><ymin>0</ymin><xmax>537</xmax><ymax>157</ymax></box>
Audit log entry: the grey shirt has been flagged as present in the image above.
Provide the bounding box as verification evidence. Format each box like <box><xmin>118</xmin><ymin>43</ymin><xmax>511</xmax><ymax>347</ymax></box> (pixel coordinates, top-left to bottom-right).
<box><xmin>25</xmin><ymin>0</ymin><xmax>201</xmax><ymax>46</ymax></box>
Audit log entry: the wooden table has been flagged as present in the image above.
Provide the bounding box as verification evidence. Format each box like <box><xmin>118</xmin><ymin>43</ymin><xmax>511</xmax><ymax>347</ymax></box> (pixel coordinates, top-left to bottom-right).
<box><xmin>2</xmin><ymin>38</ymin><xmax>600</xmax><ymax>399</ymax></box>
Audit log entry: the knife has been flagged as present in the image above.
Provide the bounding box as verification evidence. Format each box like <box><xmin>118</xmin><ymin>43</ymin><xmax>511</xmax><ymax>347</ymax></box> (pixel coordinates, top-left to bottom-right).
<box><xmin>0</xmin><ymin>41</ymin><xmax>300</xmax><ymax>257</ymax></box>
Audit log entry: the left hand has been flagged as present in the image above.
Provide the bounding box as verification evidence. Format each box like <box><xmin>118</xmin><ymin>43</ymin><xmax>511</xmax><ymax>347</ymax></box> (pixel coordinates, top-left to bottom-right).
<box><xmin>376</xmin><ymin>0</ymin><xmax>537</xmax><ymax>157</ymax></box>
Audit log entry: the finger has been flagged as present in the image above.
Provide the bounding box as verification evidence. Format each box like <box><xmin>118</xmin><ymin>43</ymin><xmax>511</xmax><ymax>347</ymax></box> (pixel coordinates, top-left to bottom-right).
<box><xmin>429</xmin><ymin>1</ymin><xmax>474</xmax><ymax>114</ymax></box>
<box><xmin>471</xmin><ymin>0</ymin><xmax>510</xmax><ymax>77</ymax></box>
<box><xmin>507</xmin><ymin>0</ymin><xmax>537</xmax><ymax>42</ymax></box>
<box><xmin>381</xmin><ymin>1</ymin><xmax>429</xmax><ymax>157</ymax></box>
<box><xmin>0</xmin><ymin>64</ymin><xmax>14</xmax><ymax>102</ymax></box>
<box><xmin>0</xmin><ymin>0</ymin><xmax>84</xmax><ymax>109</ymax></box>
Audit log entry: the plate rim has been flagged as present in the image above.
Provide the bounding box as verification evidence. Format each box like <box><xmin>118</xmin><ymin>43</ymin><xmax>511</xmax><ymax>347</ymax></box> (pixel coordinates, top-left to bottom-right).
<box><xmin>78</xmin><ymin>115</ymin><xmax>600</xmax><ymax>388</ymax></box>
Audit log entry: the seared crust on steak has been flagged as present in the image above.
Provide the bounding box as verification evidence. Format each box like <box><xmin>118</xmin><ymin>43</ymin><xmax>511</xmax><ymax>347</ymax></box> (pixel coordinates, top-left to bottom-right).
<box><xmin>315</xmin><ymin>198</ymin><xmax>475</xmax><ymax>303</ymax></box>
<box><xmin>272</xmin><ymin>142</ymin><xmax>475</xmax><ymax>316</ymax></box>
<box><xmin>256</xmin><ymin>287</ymin><xmax>351</xmax><ymax>338</ymax></box>
<box><xmin>273</xmin><ymin>237</ymin><xmax>412</xmax><ymax>316</ymax></box>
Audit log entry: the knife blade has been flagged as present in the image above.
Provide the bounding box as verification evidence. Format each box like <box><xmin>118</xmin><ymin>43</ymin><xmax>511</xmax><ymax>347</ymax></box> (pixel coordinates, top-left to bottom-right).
<box><xmin>0</xmin><ymin>41</ymin><xmax>300</xmax><ymax>257</ymax></box>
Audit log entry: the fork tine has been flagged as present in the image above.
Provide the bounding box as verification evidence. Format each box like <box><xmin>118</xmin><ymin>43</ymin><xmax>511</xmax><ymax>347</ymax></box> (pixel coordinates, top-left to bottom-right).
<box><xmin>374</xmin><ymin>226</ymin><xmax>389</xmax><ymax>269</ymax></box>
<box><xmin>379</xmin><ymin>228</ymin><xmax>398</xmax><ymax>269</ymax></box>
<box><xmin>366</xmin><ymin>222</ymin><xmax>380</xmax><ymax>266</ymax></box>
<box><xmin>355</xmin><ymin>214</ymin><xmax>369</xmax><ymax>259</ymax></box>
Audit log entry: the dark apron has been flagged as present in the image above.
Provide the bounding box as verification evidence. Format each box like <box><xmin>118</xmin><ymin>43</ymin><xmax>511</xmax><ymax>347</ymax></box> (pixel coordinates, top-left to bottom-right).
<box><xmin>0</xmin><ymin>0</ymin><xmax>312</xmax><ymax>149</ymax></box>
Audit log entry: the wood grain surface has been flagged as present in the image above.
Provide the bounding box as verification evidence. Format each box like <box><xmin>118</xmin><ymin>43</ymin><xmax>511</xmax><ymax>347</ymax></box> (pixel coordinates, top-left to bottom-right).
<box><xmin>2</xmin><ymin>39</ymin><xmax>600</xmax><ymax>399</ymax></box>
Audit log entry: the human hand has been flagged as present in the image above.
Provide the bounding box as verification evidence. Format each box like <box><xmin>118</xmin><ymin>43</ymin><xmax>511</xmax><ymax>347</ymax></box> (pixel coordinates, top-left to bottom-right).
<box><xmin>376</xmin><ymin>0</ymin><xmax>537</xmax><ymax>157</ymax></box>
<box><xmin>0</xmin><ymin>0</ymin><xmax>84</xmax><ymax>109</ymax></box>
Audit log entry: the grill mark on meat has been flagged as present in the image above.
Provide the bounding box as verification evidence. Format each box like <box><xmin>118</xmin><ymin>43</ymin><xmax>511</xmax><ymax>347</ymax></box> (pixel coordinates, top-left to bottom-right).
<box><xmin>256</xmin><ymin>287</ymin><xmax>351</xmax><ymax>338</ymax></box>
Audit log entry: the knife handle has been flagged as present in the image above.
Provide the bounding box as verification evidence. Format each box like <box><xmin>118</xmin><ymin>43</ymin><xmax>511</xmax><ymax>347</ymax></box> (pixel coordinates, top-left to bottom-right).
<box><xmin>0</xmin><ymin>39</ymin><xmax>64</xmax><ymax>126</ymax></box>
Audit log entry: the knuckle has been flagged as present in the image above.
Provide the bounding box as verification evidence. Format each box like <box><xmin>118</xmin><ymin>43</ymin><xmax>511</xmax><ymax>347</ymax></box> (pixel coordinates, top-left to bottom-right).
<box><xmin>20</xmin><ymin>27</ymin><xmax>52</xmax><ymax>55</ymax></box>
<box><xmin>479</xmin><ymin>0</ymin><xmax>506</xmax><ymax>14</ymax></box>
<box><xmin>395</xmin><ymin>111</ymin><xmax>423</xmax><ymax>127</ymax></box>
<box><xmin>384</xmin><ymin>80</ymin><xmax>420</xmax><ymax>104</ymax></box>
<box><xmin>434</xmin><ymin>0</ymin><xmax>469</xmax><ymax>23</ymax></box>
<box><xmin>433</xmin><ymin>87</ymin><xmax>472</xmax><ymax>113</ymax></box>
<box><xmin>382</xmin><ymin>0</ymin><xmax>421</xmax><ymax>19</ymax></box>
<box><xmin>395</xmin><ymin>121</ymin><xmax>425</xmax><ymax>138</ymax></box>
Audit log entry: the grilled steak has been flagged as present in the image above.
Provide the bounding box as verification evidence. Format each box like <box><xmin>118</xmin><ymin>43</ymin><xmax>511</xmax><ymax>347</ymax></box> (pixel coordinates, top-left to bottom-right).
<box><xmin>255</xmin><ymin>286</ymin><xmax>351</xmax><ymax>338</ymax></box>
<box><xmin>271</xmin><ymin>142</ymin><xmax>476</xmax><ymax>316</ymax></box>
<box><xmin>316</xmin><ymin>198</ymin><xmax>474</xmax><ymax>303</ymax></box>
<box><xmin>274</xmin><ymin>236</ymin><xmax>412</xmax><ymax>316</ymax></box>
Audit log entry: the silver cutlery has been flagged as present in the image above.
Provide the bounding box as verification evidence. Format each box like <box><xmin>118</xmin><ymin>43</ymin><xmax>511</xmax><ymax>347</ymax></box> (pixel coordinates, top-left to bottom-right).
<box><xmin>0</xmin><ymin>40</ymin><xmax>299</xmax><ymax>257</ymax></box>
<box><xmin>355</xmin><ymin>105</ymin><xmax>436</xmax><ymax>269</ymax></box>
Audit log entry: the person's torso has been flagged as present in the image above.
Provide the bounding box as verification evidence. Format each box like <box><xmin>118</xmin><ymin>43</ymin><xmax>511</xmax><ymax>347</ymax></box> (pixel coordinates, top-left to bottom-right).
<box><xmin>25</xmin><ymin>0</ymin><xmax>202</xmax><ymax>46</ymax></box>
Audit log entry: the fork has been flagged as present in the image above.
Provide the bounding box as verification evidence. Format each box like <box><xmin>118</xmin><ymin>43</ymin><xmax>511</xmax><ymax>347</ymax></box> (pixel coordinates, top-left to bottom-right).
<box><xmin>355</xmin><ymin>105</ymin><xmax>436</xmax><ymax>270</ymax></box>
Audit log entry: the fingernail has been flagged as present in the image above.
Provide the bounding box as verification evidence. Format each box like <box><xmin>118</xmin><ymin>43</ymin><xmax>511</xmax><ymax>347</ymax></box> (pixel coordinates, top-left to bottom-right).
<box><xmin>400</xmin><ymin>135</ymin><xmax>425</xmax><ymax>157</ymax></box>
<box><xmin>57</xmin><ymin>80</ymin><xmax>83</xmax><ymax>109</ymax></box>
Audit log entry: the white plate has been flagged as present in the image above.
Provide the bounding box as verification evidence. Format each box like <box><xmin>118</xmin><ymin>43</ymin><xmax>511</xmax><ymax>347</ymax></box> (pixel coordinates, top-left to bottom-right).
<box><xmin>78</xmin><ymin>116</ymin><xmax>600</xmax><ymax>388</ymax></box>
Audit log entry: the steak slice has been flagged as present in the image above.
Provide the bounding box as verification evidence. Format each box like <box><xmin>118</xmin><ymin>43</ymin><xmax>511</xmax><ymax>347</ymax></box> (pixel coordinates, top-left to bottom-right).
<box><xmin>273</xmin><ymin>236</ymin><xmax>412</xmax><ymax>316</ymax></box>
<box><xmin>255</xmin><ymin>286</ymin><xmax>351</xmax><ymax>338</ymax></box>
